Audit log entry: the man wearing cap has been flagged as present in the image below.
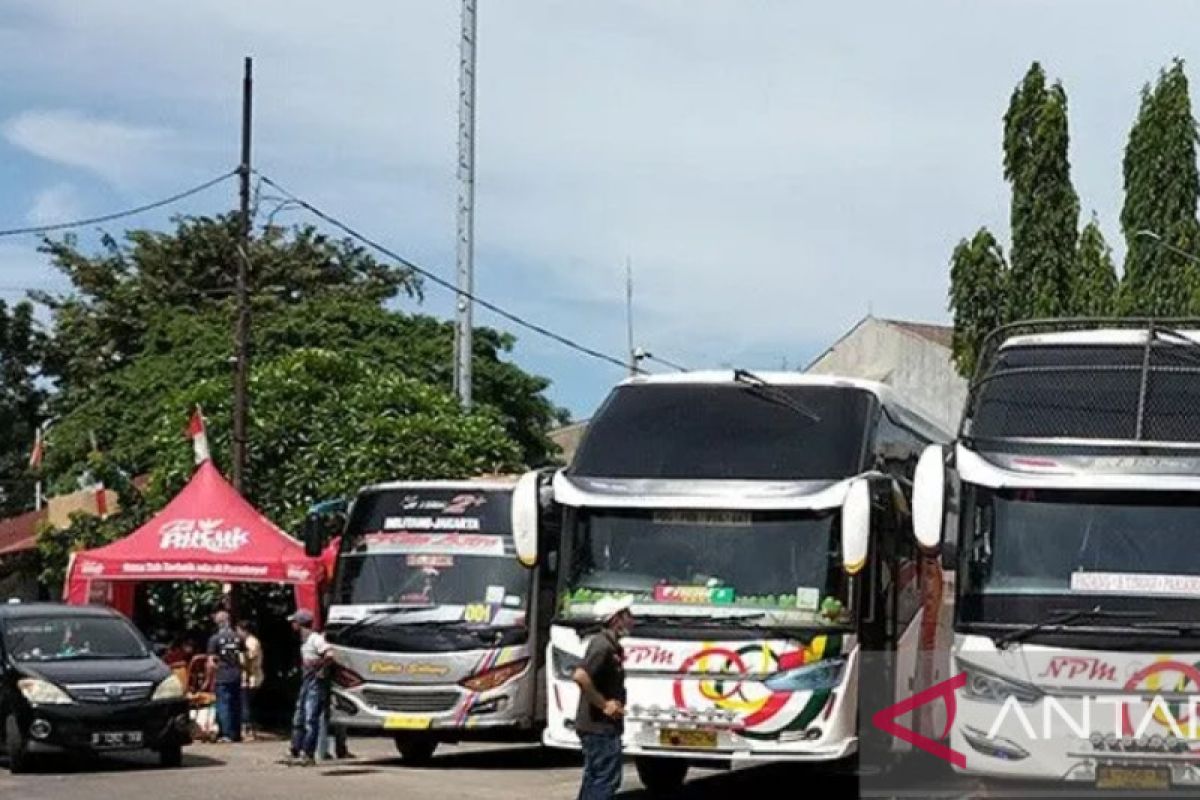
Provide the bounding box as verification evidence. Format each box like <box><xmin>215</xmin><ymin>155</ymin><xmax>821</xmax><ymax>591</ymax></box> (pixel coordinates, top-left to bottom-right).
<box><xmin>573</xmin><ymin>596</ymin><xmax>634</xmax><ymax>800</ymax></box>
<box><xmin>286</xmin><ymin>609</ymin><xmax>331</xmax><ymax>766</ymax></box>
<box><xmin>206</xmin><ymin>610</ymin><xmax>244</xmax><ymax>743</ymax></box>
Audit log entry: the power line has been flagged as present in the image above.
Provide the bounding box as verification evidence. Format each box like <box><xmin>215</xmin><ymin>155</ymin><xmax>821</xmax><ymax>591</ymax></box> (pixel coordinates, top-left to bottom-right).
<box><xmin>255</xmin><ymin>172</ymin><xmax>651</xmax><ymax>374</ymax></box>
<box><xmin>645</xmin><ymin>353</ymin><xmax>689</xmax><ymax>372</ymax></box>
<box><xmin>0</xmin><ymin>170</ymin><xmax>239</xmax><ymax>238</ymax></box>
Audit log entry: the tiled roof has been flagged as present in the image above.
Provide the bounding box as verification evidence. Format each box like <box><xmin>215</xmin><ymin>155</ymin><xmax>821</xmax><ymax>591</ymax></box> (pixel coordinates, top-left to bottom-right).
<box><xmin>0</xmin><ymin>508</ymin><xmax>45</xmax><ymax>556</ymax></box>
<box><xmin>883</xmin><ymin>319</ymin><xmax>954</xmax><ymax>349</ymax></box>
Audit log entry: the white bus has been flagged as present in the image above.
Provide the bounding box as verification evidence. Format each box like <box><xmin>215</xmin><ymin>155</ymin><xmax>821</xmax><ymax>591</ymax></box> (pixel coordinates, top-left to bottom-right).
<box><xmin>913</xmin><ymin>320</ymin><xmax>1200</xmax><ymax>792</ymax></box>
<box><xmin>513</xmin><ymin>371</ymin><xmax>952</xmax><ymax>794</ymax></box>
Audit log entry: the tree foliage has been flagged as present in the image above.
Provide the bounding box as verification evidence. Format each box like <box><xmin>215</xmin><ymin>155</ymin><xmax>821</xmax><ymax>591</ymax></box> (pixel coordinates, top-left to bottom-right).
<box><xmin>35</xmin><ymin>216</ymin><xmax>566</xmax><ymax>491</ymax></box>
<box><xmin>1003</xmin><ymin>63</ymin><xmax>1080</xmax><ymax>320</ymax></box>
<box><xmin>0</xmin><ymin>301</ymin><xmax>46</xmax><ymax>516</ymax></box>
<box><xmin>26</xmin><ymin>213</ymin><xmax>566</xmax><ymax>592</ymax></box>
<box><xmin>1071</xmin><ymin>217</ymin><xmax>1118</xmax><ymax>316</ymax></box>
<box><xmin>1119</xmin><ymin>60</ymin><xmax>1200</xmax><ymax>315</ymax></box>
<box><xmin>948</xmin><ymin>228</ymin><xmax>1009</xmax><ymax>378</ymax></box>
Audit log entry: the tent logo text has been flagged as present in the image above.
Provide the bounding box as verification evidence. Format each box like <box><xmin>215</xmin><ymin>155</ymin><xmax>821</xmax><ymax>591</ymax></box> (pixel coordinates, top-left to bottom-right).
<box><xmin>159</xmin><ymin>518</ymin><xmax>250</xmax><ymax>554</ymax></box>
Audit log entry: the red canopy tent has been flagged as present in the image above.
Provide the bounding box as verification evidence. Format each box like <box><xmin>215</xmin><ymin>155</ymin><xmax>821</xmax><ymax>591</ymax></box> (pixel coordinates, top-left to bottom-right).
<box><xmin>64</xmin><ymin>461</ymin><xmax>323</xmax><ymax>622</ymax></box>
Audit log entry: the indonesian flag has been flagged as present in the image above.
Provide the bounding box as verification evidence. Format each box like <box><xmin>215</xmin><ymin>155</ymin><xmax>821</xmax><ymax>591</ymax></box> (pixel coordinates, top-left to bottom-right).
<box><xmin>187</xmin><ymin>406</ymin><xmax>211</xmax><ymax>465</ymax></box>
<box><xmin>29</xmin><ymin>426</ymin><xmax>44</xmax><ymax>470</ymax></box>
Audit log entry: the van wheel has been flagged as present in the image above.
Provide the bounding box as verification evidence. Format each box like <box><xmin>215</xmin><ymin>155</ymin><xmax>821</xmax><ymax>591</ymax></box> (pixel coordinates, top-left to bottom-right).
<box><xmin>159</xmin><ymin>742</ymin><xmax>183</xmax><ymax>768</ymax></box>
<box><xmin>4</xmin><ymin>715</ymin><xmax>30</xmax><ymax>774</ymax></box>
<box><xmin>393</xmin><ymin>736</ymin><xmax>437</xmax><ymax>764</ymax></box>
<box><xmin>635</xmin><ymin>757</ymin><xmax>688</xmax><ymax>795</ymax></box>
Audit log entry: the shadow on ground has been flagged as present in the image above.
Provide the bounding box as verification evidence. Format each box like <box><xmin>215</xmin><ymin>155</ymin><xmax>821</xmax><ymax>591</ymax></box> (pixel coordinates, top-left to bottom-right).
<box><xmin>11</xmin><ymin>750</ymin><xmax>225</xmax><ymax>775</ymax></box>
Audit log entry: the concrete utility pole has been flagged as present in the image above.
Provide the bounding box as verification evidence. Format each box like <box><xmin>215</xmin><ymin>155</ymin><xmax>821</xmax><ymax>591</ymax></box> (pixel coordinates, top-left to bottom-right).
<box><xmin>626</xmin><ymin>258</ymin><xmax>636</xmax><ymax>376</ymax></box>
<box><xmin>453</xmin><ymin>0</ymin><xmax>478</xmax><ymax>407</ymax></box>
<box><xmin>232</xmin><ymin>56</ymin><xmax>253</xmax><ymax>491</ymax></box>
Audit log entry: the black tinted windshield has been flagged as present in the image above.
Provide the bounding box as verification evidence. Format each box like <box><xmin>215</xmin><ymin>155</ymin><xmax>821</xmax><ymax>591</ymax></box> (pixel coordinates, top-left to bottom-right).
<box><xmin>570</xmin><ymin>383</ymin><xmax>873</xmax><ymax>480</ymax></box>
<box><xmin>970</xmin><ymin>342</ymin><xmax>1200</xmax><ymax>442</ymax></box>
<box><xmin>3</xmin><ymin>616</ymin><xmax>148</xmax><ymax>662</ymax></box>
<box><xmin>561</xmin><ymin>509</ymin><xmax>850</xmax><ymax>625</ymax></box>
<box><xmin>961</xmin><ymin>488</ymin><xmax>1200</xmax><ymax>598</ymax></box>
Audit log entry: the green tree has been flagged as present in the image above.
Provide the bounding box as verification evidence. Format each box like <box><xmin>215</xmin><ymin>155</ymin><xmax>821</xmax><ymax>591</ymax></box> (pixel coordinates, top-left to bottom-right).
<box><xmin>1119</xmin><ymin>59</ymin><xmax>1200</xmax><ymax>315</ymax></box>
<box><xmin>948</xmin><ymin>228</ymin><xmax>1009</xmax><ymax>377</ymax></box>
<box><xmin>34</xmin><ymin>215</ymin><xmax>418</xmax><ymax>390</ymax></box>
<box><xmin>38</xmin><ymin>348</ymin><xmax>522</xmax><ymax>587</ymax></box>
<box><xmin>34</xmin><ymin>216</ymin><xmax>566</xmax><ymax>488</ymax></box>
<box><xmin>0</xmin><ymin>300</ymin><xmax>46</xmax><ymax>515</ymax></box>
<box><xmin>1004</xmin><ymin>63</ymin><xmax>1080</xmax><ymax>320</ymax></box>
<box><xmin>1070</xmin><ymin>217</ymin><xmax>1118</xmax><ymax>316</ymax></box>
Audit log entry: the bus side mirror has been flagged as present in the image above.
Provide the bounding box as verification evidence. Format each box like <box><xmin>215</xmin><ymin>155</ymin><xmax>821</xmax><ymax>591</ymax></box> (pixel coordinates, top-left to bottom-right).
<box><xmin>913</xmin><ymin>444</ymin><xmax>946</xmax><ymax>552</ymax></box>
<box><xmin>841</xmin><ymin>478</ymin><xmax>871</xmax><ymax>574</ymax></box>
<box><xmin>512</xmin><ymin>471</ymin><xmax>541</xmax><ymax>568</ymax></box>
<box><xmin>303</xmin><ymin>513</ymin><xmax>323</xmax><ymax>558</ymax></box>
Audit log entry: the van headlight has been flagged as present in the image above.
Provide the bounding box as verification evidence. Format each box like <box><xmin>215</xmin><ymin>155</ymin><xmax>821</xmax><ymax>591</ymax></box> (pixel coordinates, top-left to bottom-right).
<box><xmin>18</xmin><ymin>677</ymin><xmax>72</xmax><ymax>705</ymax></box>
<box><xmin>551</xmin><ymin>646</ymin><xmax>581</xmax><ymax>681</ymax></box>
<box><xmin>152</xmin><ymin>674</ymin><xmax>185</xmax><ymax>701</ymax></box>
<box><xmin>764</xmin><ymin>658</ymin><xmax>846</xmax><ymax>692</ymax></box>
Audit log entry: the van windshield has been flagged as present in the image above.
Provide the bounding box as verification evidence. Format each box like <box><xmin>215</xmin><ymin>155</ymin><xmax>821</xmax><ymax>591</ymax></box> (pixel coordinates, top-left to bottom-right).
<box><xmin>3</xmin><ymin>616</ymin><xmax>148</xmax><ymax>662</ymax></box>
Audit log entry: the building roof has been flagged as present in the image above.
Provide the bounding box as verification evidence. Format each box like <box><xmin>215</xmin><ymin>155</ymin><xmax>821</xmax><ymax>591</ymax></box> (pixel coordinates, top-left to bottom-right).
<box><xmin>0</xmin><ymin>509</ymin><xmax>45</xmax><ymax>557</ymax></box>
<box><xmin>881</xmin><ymin>318</ymin><xmax>955</xmax><ymax>349</ymax></box>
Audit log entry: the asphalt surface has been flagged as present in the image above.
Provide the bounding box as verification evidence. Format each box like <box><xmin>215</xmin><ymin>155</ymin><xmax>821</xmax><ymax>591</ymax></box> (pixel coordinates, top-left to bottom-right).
<box><xmin>1</xmin><ymin>737</ymin><xmax>1180</xmax><ymax>799</ymax></box>
<box><xmin>0</xmin><ymin>737</ymin><xmax>949</xmax><ymax>800</ymax></box>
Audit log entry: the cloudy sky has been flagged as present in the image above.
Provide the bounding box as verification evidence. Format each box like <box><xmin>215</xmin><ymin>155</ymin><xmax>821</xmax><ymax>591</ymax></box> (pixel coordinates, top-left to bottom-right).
<box><xmin>0</xmin><ymin>1</ymin><xmax>1197</xmax><ymax>417</ymax></box>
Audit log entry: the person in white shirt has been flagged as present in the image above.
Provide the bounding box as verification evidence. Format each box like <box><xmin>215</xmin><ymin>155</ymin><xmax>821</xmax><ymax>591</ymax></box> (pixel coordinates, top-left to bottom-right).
<box><xmin>285</xmin><ymin>609</ymin><xmax>331</xmax><ymax>766</ymax></box>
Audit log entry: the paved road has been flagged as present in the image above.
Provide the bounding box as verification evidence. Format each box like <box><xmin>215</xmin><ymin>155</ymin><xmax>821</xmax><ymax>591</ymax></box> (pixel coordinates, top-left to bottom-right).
<box><xmin>0</xmin><ymin>737</ymin><xmax>1145</xmax><ymax>799</ymax></box>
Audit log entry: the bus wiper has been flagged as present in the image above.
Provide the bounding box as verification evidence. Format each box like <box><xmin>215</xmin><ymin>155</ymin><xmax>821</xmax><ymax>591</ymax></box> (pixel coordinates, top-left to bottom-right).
<box><xmin>995</xmin><ymin>606</ymin><xmax>1159</xmax><ymax>650</ymax></box>
<box><xmin>327</xmin><ymin>605</ymin><xmax>428</xmax><ymax>642</ymax></box>
<box><xmin>635</xmin><ymin>612</ymin><xmax>767</xmax><ymax>628</ymax></box>
<box><xmin>732</xmin><ymin>369</ymin><xmax>821</xmax><ymax>423</ymax></box>
<box><xmin>1131</xmin><ymin>620</ymin><xmax>1200</xmax><ymax>633</ymax></box>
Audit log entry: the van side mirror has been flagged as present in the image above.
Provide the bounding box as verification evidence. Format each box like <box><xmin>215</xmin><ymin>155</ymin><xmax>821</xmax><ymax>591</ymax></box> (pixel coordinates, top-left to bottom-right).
<box><xmin>512</xmin><ymin>471</ymin><xmax>541</xmax><ymax>568</ymax></box>
<box><xmin>841</xmin><ymin>478</ymin><xmax>871</xmax><ymax>574</ymax></box>
<box><xmin>913</xmin><ymin>445</ymin><xmax>947</xmax><ymax>552</ymax></box>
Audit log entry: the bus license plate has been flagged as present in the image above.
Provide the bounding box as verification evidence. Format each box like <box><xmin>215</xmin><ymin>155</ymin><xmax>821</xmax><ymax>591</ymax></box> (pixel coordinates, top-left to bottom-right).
<box><xmin>1095</xmin><ymin>765</ymin><xmax>1171</xmax><ymax>791</ymax></box>
<box><xmin>384</xmin><ymin>715</ymin><xmax>431</xmax><ymax>730</ymax></box>
<box><xmin>658</xmin><ymin>728</ymin><xmax>717</xmax><ymax>749</ymax></box>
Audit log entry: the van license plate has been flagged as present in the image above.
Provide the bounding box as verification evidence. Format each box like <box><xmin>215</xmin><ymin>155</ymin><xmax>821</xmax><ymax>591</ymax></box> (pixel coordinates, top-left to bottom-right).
<box><xmin>1095</xmin><ymin>765</ymin><xmax>1170</xmax><ymax>790</ymax></box>
<box><xmin>384</xmin><ymin>715</ymin><xmax>431</xmax><ymax>730</ymax></box>
<box><xmin>91</xmin><ymin>731</ymin><xmax>143</xmax><ymax>749</ymax></box>
<box><xmin>658</xmin><ymin>728</ymin><xmax>717</xmax><ymax>748</ymax></box>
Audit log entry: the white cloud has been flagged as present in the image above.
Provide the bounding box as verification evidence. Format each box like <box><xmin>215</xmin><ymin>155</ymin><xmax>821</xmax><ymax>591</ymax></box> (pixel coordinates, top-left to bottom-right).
<box><xmin>27</xmin><ymin>183</ymin><xmax>83</xmax><ymax>226</ymax></box>
<box><xmin>3</xmin><ymin>109</ymin><xmax>171</xmax><ymax>188</ymax></box>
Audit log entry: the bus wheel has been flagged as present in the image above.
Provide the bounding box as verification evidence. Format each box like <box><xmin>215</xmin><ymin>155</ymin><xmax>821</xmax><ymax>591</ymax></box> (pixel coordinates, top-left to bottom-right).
<box><xmin>635</xmin><ymin>757</ymin><xmax>688</xmax><ymax>795</ymax></box>
<box><xmin>393</xmin><ymin>736</ymin><xmax>437</xmax><ymax>764</ymax></box>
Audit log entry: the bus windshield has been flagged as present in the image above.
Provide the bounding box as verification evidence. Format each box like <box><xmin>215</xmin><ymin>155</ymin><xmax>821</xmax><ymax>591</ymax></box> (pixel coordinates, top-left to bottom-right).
<box><xmin>961</xmin><ymin>488</ymin><xmax>1200</xmax><ymax>599</ymax></box>
<box><xmin>335</xmin><ymin>486</ymin><xmax>528</xmax><ymax>627</ymax></box>
<box><xmin>560</xmin><ymin>508</ymin><xmax>851</xmax><ymax>626</ymax></box>
<box><xmin>569</xmin><ymin>383</ymin><xmax>873</xmax><ymax>480</ymax></box>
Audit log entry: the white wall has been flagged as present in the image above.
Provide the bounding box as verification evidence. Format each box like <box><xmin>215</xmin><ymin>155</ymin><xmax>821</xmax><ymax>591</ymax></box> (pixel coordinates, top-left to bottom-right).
<box><xmin>806</xmin><ymin>318</ymin><xmax>967</xmax><ymax>434</ymax></box>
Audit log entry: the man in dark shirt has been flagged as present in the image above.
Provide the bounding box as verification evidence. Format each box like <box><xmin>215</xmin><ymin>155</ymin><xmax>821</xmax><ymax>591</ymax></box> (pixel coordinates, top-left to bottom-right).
<box><xmin>207</xmin><ymin>610</ymin><xmax>244</xmax><ymax>743</ymax></box>
<box><xmin>573</xmin><ymin>596</ymin><xmax>634</xmax><ymax>800</ymax></box>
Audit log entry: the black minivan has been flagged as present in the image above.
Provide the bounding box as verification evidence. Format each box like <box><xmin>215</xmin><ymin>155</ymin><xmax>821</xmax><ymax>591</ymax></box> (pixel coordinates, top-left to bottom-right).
<box><xmin>0</xmin><ymin>602</ymin><xmax>191</xmax><ymax>772</ymax></box>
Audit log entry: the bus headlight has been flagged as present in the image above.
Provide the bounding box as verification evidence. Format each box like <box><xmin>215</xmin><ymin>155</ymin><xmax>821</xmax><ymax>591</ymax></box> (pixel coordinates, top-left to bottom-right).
<box><xmin>960</xmin><ymin>664</ymin><xmax>1042</xmax><ymax>704</ymax></box>
<box><xmin>551</xmin><ymin>647</ymin><xmax>581</xmax><ymax>681</ymax></box>
<box><xmin>764</xmin><ymin>658</ymin><xmax>846</xmax><ymax>693</ymax></box>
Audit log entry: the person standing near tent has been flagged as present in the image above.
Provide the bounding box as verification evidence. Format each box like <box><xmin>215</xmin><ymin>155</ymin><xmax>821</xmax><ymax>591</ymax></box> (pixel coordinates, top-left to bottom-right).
<box><xmin>236</xmin><ymin>620</ymin><xmax>264</xmax><ymax>741</ymax></box>
<box><xmin>287</xmin><ymin>609</ymin><xmax>331</xmax><ymax>766</ymax></box>
<box><xmin>207</xmin><ymin>610</ymin><xmax>244</xmax><ymax>743</ymax></box>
